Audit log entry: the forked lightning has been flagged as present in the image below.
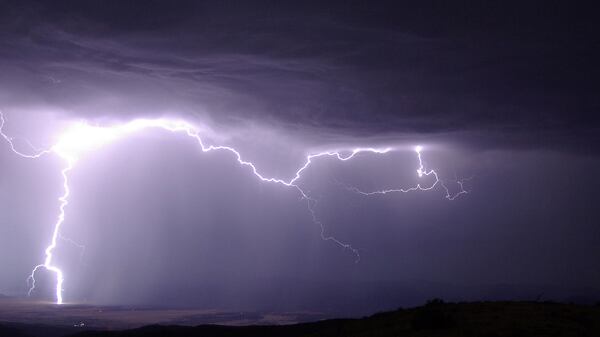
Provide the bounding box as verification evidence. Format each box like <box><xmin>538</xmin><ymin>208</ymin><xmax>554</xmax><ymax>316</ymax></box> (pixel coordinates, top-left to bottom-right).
<box><xmin>1</xmin><ymin>111</ymin><xmax>466</xmax><ymax>304</ymax></box>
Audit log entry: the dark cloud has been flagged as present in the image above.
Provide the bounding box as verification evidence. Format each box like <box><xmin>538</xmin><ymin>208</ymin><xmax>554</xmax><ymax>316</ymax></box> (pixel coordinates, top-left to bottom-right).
<box><xmin>0</xmin><ymin>0</ymin><xmax>598</xmax><ymax>151</ymax></box>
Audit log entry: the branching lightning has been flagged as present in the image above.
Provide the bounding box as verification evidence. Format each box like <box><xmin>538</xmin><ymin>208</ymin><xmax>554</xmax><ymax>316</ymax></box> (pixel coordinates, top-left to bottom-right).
<box><xmin>343</xmin><ymin>145</ymin><xmax>468</xmax><ymax>201</ymax></box>
<box><xmin>0</xmin><ymin>111</ymin><xmax>467</xmax><ymax>304</ymax></box>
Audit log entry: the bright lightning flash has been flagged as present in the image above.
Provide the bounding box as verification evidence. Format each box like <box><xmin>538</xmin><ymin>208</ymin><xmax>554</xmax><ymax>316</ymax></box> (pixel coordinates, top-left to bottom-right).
<box><xmin>0</xmin><ymin>111</ymin><xmax>467</xmax><ymax>305</ymax></box>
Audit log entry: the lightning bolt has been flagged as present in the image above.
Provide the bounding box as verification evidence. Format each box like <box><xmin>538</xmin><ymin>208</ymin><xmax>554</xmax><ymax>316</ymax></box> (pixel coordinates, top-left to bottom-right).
<box><xmin>343</xmin><ymin>145</ymin><xmax>469</xmax><ymax>200</ymax></box>
<box><xmin>1</xmin><ymin>111</ymin><xmax>466</xmax><ymax>304</ymax></box>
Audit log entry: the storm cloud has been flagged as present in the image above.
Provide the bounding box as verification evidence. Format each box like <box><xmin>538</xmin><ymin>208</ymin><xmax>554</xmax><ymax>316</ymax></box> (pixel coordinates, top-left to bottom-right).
<box><xmin>0</xmin><ymin>1</ymin><xmax>599</xmax><ymax>314</ymax></box>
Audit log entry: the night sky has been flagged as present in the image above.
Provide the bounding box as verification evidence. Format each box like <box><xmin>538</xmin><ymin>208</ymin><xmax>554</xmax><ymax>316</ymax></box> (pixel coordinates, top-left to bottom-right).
<box><xmin>0</xmin><ymin>1</ymin><xmax>599</xmax><ymax>315</ymax></box>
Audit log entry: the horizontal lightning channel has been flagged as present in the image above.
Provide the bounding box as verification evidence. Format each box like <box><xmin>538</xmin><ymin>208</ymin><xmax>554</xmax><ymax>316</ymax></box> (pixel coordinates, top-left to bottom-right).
<box><xmin>0</xmin><ymin>111</ymin><xmax>466</xmax><ymax>304</ymax></box>
<box><xmin>344</xmin><ymin>146</ymin><xmax>468</xmax><ymax>201</ymax></box>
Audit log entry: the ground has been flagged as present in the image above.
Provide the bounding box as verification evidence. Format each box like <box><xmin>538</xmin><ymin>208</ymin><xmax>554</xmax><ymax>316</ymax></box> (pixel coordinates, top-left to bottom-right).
<box><xmin>1</xmin><ymin>300</ymin><xmax>600</xmax><ymax>336</ymax></box>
